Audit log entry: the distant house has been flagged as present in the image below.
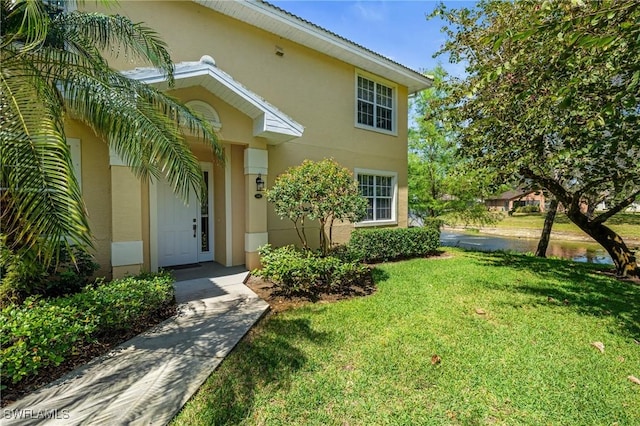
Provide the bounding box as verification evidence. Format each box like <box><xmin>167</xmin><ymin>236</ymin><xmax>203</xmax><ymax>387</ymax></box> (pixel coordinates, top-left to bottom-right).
<box><xmin>485</xmin><ymin>189</ymin><xmax>546</xmax><ymax>213</ymax></box>
<box><xmin>595</xmin><ymin>201</ymin><xmax>640</xmax><ymax>213</ymax></box>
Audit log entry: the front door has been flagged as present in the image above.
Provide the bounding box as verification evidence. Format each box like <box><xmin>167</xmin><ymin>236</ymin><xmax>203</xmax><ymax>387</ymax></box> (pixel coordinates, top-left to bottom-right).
<box><xmin>157</xmin><ymin>166</ymin><xmax>213</xmax><ymax>267</ymax></box>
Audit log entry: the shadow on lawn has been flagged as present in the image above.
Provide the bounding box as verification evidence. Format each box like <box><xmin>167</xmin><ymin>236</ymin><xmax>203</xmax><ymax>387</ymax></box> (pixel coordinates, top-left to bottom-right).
<box><xmin>472</xmin><ymin>250</ymin><xmax>640</xmax><ymax>338</ymax></box>
<box><xmin>186</xmin><ymin>316</ymin><xmax>331</xmax><ymax>425</ymax></box>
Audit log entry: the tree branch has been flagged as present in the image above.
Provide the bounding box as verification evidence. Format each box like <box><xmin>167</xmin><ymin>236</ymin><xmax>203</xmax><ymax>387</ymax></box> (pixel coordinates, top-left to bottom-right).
<box><xmin>519</xmin><ymin>167</ymin><xmax>572</xmax><ymax>206</ymax></box>
<box><xmin>593</xmin><ymin>189</ymin><xmax>640</xmax><ymax>224</ymax></box>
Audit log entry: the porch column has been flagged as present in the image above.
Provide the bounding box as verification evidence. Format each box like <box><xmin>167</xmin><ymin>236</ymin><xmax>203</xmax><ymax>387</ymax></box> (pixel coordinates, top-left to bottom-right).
<box><xmin>244</xmin><ymin>148</ymin><xmax>268</xmax><ymax>270</ymax></box>
<box><xmin>110</xmin><ymin>150</ymin><xmax>144</xmax><ymax>278</ymax></box>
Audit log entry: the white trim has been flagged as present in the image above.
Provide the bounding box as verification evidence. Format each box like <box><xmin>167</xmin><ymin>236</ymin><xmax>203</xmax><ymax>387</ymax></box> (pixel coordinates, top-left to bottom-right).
<box><xmin>199</xmin><ymin>162</ymin><xmax>215</xmax><ymax>262</ymax></box>
<box><xmin>244</xmin><ymin>148</ymin><xmax>268</xmax><ymax>175</ymax></box>
<box><xmin>149</xmin><ymin>179</ymin><xmax>159</xmax><ymax>272</ymax></box>
<box><xmin>109</xmin><ymin>147</ymin><xmax>126</xmax><ymax>166</ymax></box>
<box><xmin>354</xmin><ymin>168</ymin><xmax>398</xmax><ymax>227</ymax></box>
<box><xmin>67</xmin><ymin>138</ymin><xmax>82</xmax><ymax>190</ymax></box>
<box><xmin>354</xmin><ymin>70</ymin><xmax>398</xmax><ymax>136</ymax></box>
<box><xmin>225</xmin><ymin>148</ymin><xmax>233</xmax><ymax>266</ymax></box>
<box><xmin>149</xmin><ymin>164</ymin><xmax>214</xmax><ymax>271</ymax></box>
<box><xmin>122</xmin><ymin>57</ymin><xmax>304</xmax><ymax>144</ymax></box>
<box><xmin>111</xmin><ymin>241</ymin><xmax>143</xmax><ymax>267</ymax></box>
<box><xmin>192</xmin><ymin>0</ymin><xmax>432</xmax><ymax>94</ymax></box>
<box><xmin>185</xmin><ymin>100</ymin><xmax>222</xmax><ymax>131</ymax></box>
<box><xmin>245</xmin><ymin>232</ymin><xmax>269</xmax><ymax>253</ymax></box>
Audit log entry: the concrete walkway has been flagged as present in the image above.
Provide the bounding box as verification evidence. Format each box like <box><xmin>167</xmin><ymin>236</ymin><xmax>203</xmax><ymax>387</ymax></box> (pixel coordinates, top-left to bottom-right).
<box><xmin>2</xmin><ymin>264</ymin><xmax>270</xmax><ymax>426</ymax></box>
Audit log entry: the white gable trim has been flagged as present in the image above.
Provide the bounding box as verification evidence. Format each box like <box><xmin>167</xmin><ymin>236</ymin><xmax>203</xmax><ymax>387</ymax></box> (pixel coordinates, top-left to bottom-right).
<box><xmin>122</xmin><ymin>57</ymin><xmax>304</xmax><ymax>144</ymax></box>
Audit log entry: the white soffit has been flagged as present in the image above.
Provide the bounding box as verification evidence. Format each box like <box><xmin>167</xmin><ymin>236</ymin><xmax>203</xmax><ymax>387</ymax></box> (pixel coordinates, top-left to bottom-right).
<box><xmin>121</xmin><ymin>57</ymin><xmax>304</xmax><ymax>144</ymax></box>
<box><xmin>193</xmin><ymin>0</ymin><xmax>432</xmax><ymax>94</ymax></box>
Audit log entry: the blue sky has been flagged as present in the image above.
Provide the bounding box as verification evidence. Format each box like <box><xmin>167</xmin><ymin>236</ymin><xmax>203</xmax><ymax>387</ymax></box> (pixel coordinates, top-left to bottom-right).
<box><xmin>269</xmin><ymin>0</ymin><xmax>476</xmax><ymax>77</ymax></box>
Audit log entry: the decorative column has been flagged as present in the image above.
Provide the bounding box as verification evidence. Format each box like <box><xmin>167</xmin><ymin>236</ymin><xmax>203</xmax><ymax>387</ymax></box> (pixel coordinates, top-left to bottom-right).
<box><xmin>244</xmin><ymin>148</ymin><xmax>268</xmax><ymax>270</ymax></box>
<box><xmin>109</xmin><ymin>149</ymin><xmax>144</xmax><ymax>278</ymax></box>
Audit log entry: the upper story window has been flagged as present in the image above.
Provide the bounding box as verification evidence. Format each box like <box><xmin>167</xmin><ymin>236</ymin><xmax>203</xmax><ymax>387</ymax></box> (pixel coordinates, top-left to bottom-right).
<box><xmin>356</xmin><ymin>72</ymin><xmax>396</xmax><ymax>134</ymax></box>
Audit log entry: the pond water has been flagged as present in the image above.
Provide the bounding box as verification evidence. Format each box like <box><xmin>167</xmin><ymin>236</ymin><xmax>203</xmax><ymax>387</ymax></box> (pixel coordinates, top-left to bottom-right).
<box><xmin>440</xmin><ymin>231</ymin><xmax>613</xmax><ymax>264</ymax></box>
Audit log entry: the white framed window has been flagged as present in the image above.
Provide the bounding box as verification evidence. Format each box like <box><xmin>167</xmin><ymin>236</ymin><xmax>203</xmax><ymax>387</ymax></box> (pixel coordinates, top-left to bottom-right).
<box><xmin>355</xmin><ymin>71</ymin><xmax>397</xmax><ymax>134</ymax></box>
<box><xmin>67</xmin><ymin>138</ymin><xmax>81</xmax><ymax>191</ymax></box>
<box><xmin>355</xmin><ymin>168</ymin><xmax>397</xmax><ymax>225</ymax></box>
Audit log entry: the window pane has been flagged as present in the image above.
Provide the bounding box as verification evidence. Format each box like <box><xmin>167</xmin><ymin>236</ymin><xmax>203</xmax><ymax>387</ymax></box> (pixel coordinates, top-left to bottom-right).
<box><xmin>365</xmin><ymin>198</ymin><xmax>374</xmax><ymax>220</ymax></box>
<box><xmin>358</xmin><ymin>76</ymin><xmax>375</xmax><ymax>102</ymax></box>
<box><xmin>357</xmin><ymin>101</ymin><xmax>374</xmax><ymax>126</ymax></box>
<box><xmin>376</xmin><ymin>106</ymin><xmax>393</xmax><ymax>131</ymax></box>
<box><xmin>376</xmin><ymin>84</ymin><xmax>393</xmax><ymax>108</ymax></box>
<box><xmin>376</xmin><ymin>198</ymin><xmax>391</xmax><ymax>220</ymax></box>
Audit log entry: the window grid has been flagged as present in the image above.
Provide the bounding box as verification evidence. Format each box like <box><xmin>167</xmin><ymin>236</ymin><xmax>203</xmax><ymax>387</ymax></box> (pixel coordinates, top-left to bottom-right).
<box><xmin>357</xmin><ymin>76</ymin><xmax>394</xmax><ymax>132</ymax></box>
<box><xmin>358</xmin><ymin>174</ymin><xmax>393</xmax><ymax>221</ymax></box>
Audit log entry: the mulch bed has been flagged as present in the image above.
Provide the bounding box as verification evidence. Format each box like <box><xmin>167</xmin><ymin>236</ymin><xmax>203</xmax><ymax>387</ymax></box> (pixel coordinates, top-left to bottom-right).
<box><xmin>244</xmin><ymin>274</ymin><xmax>377</xmax><ymax>314</ymax></box>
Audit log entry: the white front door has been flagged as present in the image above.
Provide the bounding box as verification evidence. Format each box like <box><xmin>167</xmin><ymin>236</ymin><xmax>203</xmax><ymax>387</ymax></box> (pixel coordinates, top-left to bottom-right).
<box><xmin>157</xmin><ymin>166</ymin><xmax>213</xmax><ymax>267</ymax></box>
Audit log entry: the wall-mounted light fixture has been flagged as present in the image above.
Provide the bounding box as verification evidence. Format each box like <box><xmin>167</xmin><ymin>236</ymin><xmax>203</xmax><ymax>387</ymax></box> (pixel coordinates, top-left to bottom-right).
<box><xmin>255</xmin><ymin>174</ymin><xmax>265</xmax><ymax>198</ymax></box>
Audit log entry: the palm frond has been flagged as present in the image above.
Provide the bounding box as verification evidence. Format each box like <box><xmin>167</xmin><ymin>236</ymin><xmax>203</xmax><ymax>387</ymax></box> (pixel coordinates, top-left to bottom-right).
<box><xmin>1</xmin><ymin>50</ymin><xmax>91</xmax><ymax>261</ymax></box>
<box><xmin>1</xmin><ymin>0</ymin><xmax>50</xmax><ymax>51</ymax></box>
<box><xmin>54</xmin><ymin>11</ymin><xmax>175</xmax><ymax>85</ymax></box>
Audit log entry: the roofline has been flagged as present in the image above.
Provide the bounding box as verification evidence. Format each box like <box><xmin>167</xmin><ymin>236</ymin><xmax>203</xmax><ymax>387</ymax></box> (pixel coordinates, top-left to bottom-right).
<box><xmin>192</xmin><ymin>0</ymin><xmax>432</xmax><ymax>94</ymax></box>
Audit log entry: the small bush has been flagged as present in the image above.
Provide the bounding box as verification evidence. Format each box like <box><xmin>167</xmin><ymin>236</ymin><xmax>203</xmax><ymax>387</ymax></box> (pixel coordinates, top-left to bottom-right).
<box><xmin>253</xmin><ymin>245</ymin><xmax>370</xmax><ymax>297</ymax></box>
<box><xmin>514</xmin><ymin>205</ymin><xmax>540</xmax><ymax>213</ymax></box>
<box><xmin>0</xmin><ymin>298</ymin><xmax>98</xmax><ymax>386</ymax></box>
<box><xmin>0</xmin><ymin>272</ymin><xmax>174</xmax><ymax>386</ymax></box>
<box><xmin>348</xmin><ymin>226</ymin><xmax>440</xmax><ymax>263</ymax></box>
<box><xmin>0</xmin><ymin>240</ymin><xmax>99</xmax><ymax>305</ymax></box>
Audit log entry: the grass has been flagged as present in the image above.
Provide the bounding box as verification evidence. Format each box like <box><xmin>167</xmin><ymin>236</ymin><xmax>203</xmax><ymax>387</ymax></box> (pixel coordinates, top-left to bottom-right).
<box><xmin>488</xmin><ymin>212</ymin><xmax>640</xmax><ymax>241</ymax></box>
<box><xmin>172</xmin><ymin>249</ymin><xmax>640</xmax><ymax>425</ymax></box>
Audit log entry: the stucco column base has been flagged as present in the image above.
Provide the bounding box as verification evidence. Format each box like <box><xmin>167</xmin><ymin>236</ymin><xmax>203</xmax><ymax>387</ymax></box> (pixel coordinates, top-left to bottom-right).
<box><xmin>245</xmin><ymin>251</ymin><xmax>262</xmax><ymax>271</ymax></box>
<box><xmin>112</xmin><ymin>264</ymin><xmax>143</xmax><ymax>279</ymax></box>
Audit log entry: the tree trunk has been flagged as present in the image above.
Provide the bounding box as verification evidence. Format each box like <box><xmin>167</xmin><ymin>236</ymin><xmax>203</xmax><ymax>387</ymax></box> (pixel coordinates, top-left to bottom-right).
<box><xmin>536</xmin><ymin>198</ymin><xmax>558</xmax><ymax>257</ymax></box>
<box><xmin>565</xmin><ymin>210</ymin><xmax>639</xmax><ymax>277</ymax></box>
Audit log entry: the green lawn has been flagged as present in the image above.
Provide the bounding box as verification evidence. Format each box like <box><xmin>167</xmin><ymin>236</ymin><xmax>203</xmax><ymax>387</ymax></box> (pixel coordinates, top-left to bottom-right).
<box><xmin>172</xmin><ymin>249</ymin><xmax>640</xmax><ymax>425</ymax></box>
<box><xmin>488</xmin><ymin>212</ymin><xmax>640</xmax><ymax>241</ymax></box>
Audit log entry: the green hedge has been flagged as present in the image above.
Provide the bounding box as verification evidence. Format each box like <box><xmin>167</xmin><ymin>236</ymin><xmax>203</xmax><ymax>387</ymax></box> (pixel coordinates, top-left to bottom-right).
<box><xmin>0</xmin><ymin>273</ymin><xmax>174</xmax><ymax>386</ymax></box>
<box><xmin>515</xmin><ymin>205</ymin><xmax>540</xmax><ymax>213</ymax></box>
<box><xmin>348</xmin><ymin>226</ymin><xmax>441</xmax><ymax>263</ymax></box>
<box><xmin>253</xmin><ymin>245</ymin><xmax>370</xmax><ymax>297</ymax></box>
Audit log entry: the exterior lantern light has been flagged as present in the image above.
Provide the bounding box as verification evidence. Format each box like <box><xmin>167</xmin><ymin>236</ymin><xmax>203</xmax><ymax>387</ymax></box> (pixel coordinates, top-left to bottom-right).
<box><xmin>255</xmin><ymin>174</ymin><xmax>265</xmax><ymax>198</ymax></box>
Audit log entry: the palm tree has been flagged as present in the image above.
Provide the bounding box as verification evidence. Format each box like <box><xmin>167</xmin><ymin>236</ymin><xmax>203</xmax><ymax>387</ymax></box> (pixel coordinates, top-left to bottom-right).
<box><xmin>1</xmin><ymin>0</ymin><xmax>223</xmax><ymax>264</ymax></box>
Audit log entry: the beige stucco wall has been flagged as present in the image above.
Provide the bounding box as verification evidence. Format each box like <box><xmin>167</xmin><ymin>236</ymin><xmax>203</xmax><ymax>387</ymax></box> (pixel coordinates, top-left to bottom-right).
<box><xmin>80</xmin><ymin>0</ymin><xmax>412</xmax><ymax>267</ymax></box>
<box><xmin>231</xmin><ymin>145</ymin><xmax>247</xmax><ymax>265</ymax></box>
<box><xmin>64</xmin><ymin>121</ymin><xmax>112</xmax><ymax>278</ymax></box>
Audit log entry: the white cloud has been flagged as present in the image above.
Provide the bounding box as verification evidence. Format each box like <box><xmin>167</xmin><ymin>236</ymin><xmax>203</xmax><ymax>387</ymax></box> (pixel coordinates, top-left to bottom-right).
<box><xmin>350</xmin><ymin>1</ymin><xmax>387</xmax><ymax>22</ymax></box>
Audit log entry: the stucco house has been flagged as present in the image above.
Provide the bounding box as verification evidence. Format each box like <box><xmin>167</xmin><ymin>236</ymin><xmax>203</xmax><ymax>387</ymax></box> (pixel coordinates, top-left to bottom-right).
<box><xmin>485</xmin><ymin>189</ymin><xmax>546</xmax><ymax>213</ymax></box>
<box><xmin>71</xmin><ymin>0</ymin><xmax>431</xmax><ymax>278</ymax></box>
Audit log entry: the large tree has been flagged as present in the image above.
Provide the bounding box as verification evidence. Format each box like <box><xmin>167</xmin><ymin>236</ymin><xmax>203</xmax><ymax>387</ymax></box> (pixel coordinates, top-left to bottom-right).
<box><xmin>409</xmin><ymin>65</ymin><xmax>498</xmax><ymax>226</ymax></box>
<box><xmin>1</xmin><ymin>0</ymin><xmax>223</xmax><ymax>264</ymax></box>
<box><xmin>432</xmin><ymin>0</ymin><xmax>640</xmax><ymax>277</ymax></box>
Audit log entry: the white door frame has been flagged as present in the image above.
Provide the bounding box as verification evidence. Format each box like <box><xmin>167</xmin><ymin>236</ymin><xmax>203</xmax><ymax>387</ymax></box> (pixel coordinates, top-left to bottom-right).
<box><xmin>150</xmin><ymin>162</ymin><xmax>214</xmax><ymax>271</ymax></box>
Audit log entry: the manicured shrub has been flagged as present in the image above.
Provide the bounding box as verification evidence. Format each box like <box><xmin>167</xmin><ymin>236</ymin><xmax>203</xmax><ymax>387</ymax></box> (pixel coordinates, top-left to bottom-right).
<box><xmin>0</xmin><ymin>272</ymin><xmax>174</xmax><ymax>386</ymax></box>
<box><xmin>0</xmin><ymin>239</ymin><xmax>99</xmax><ymax>305</ymax></box>
<box><xmin>62</xmin><ymin>272</ymin><xmax>175</xmax><ymax>334</ymax></box>
<box><xmin>348</xmin><ymin>226</ymin><xmax>440</xmax><ymax>263</ymax></box>
<box><xmin>0</xmin><ymin>298</ymin><xmax>98</xmax><ymax>385</ymax></box>
<box><xmin>253</xmin><ymin>245</ymin><xmax>370</xmax><ymax>297</ymax></box>
<box><xmin>515</xmin><ymin>205</ymin><xmax>540</xmax><ymax>213</ymax></box>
